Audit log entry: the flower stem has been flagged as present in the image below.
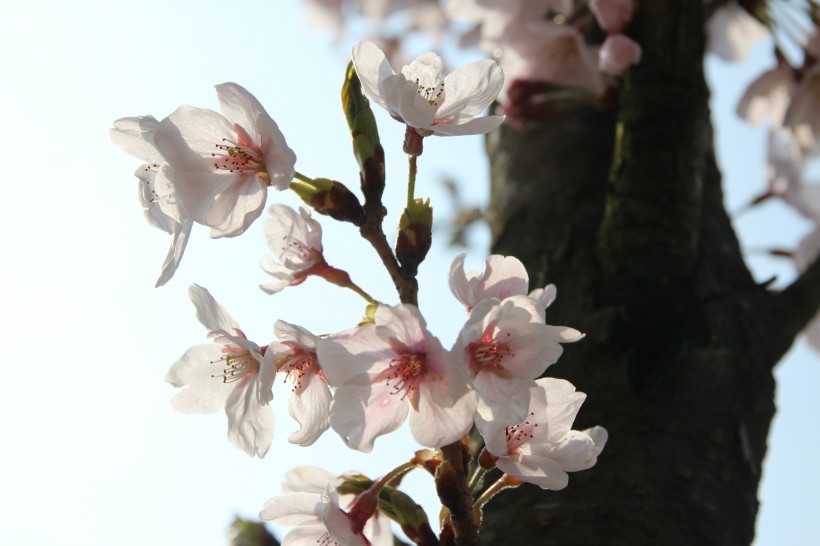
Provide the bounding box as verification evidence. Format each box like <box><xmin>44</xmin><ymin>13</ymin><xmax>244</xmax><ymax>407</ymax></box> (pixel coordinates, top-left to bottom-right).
<box><xmin>472</xmin><ymin>474</ymin><xmax>523</xmax><ymax>510</ymax></box>
<box><xmin>373</xmin><ymin>460</ymin><xmax>418</xmax><ymax>491</ymax></box>
<box><xmin>467</xmin><ymin>466</ymin><xmax>488</xmax><ymax>493</ymax></box>
<box><xmin>407</xmin><ymin>154</ymin><xmax>418</xmax><ymax>208</ymax></box>
<box><xmin>293</xmin><ymin>171</ymin><xmax>313</xmax><ymax>183</ymax></box>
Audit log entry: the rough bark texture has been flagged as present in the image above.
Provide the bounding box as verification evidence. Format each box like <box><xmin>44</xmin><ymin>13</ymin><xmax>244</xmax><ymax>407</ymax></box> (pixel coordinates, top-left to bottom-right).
<box><xmin>478</xmin><ymin>2</ymin><xmax>812</xmax><ymax>544</ymax></box>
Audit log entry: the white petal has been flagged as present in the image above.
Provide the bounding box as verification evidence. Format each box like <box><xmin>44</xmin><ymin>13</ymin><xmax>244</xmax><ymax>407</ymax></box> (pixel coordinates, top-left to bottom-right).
<box><xmin>287</xmin><ymin>374</ymin><xmax>332</xmax><ymax>447</ymax></box>
<box><xmin>110</xmin><ymin>115</ymin><xmax>162</xmax><ymax>163</ymax></box>
<box><xmin>165</xmin><ymin>344</ymin><xmax>233</xmax><ymax>413</ymax></box>
<box><xmin>411</xmin><ymin>385</ymin><xmax>476</xmax><ymax>447</ymax></box>
<box><xmin>282</xmin><ymin>466</ymin><xmax>337</xmax><ymax>494</ymax></box>
<box><xmin>317</xmin><ymin>326</ymin><xmax>391</xmax><ymax>387</ymax></box>
<box><xmin>497</xmin><ymin>453</ymin><xmax>570</xmax><ymax>490</ymax></box>
<box><xmin>437</xmin><ymin>59</ymin><xmax>504</xmax><ymax>120</ymax></box>
<box><xmin>352</xmin><ymin>41</ymin><xmax>395</xmax><ymax>111</ymax></box>
<box><xmin>205</xmin><ymin>175</ymin><xmax>267</xmax><ymax>238</ymax></box>
<box><xmin>275</xmin><ymin>320</ymin><xmax>320</xmax><ymax>350</ymax></box>
<box><xmin>189</xmin><ymin>284</ymin><xmax>240</xmax><ymax>333</ymax></box>
<box><xmin>215</xmin><ymin>82</ymin><xmax>265</xmax><ymax>138</ymax></box>
<box><xmin>260</xmin><ymin>491</ymin><xmax>322</xmax><ymax>523</ymax></box>
<box><xmin>155</xmin><ymin>218</ymin><xmax>193</xmax><ymax>287</ymax></box>
<box><xmin>225</xmin><ymin>376</ymin><xmax>275</xmax><ymax>457</ymax></box>
<box><xmin>429</xmin><ymin>114</ymin><xmax>504</xmax><ymax>136</ymax></box>
<box><xmin>381</xmin><ymin>74</ymin><xmax>436</xmax><ymax>129</ymax></box>
<box><xmin>474</xmin><ymin>373</ymin><xmax>532</xmax><ymax>425</ymax></box>
<box><xmin>329</xmin><ymin>382</ymin><xmax>408</xmax><ymax>452</ymax></box>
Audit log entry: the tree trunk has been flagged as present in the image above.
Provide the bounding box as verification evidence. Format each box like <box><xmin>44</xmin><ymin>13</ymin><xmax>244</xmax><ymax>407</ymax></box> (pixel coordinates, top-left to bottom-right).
<box><xmin>478</xmin><ymin>2</ymin><xmax>812</xmax><ymax>544</ymax></box>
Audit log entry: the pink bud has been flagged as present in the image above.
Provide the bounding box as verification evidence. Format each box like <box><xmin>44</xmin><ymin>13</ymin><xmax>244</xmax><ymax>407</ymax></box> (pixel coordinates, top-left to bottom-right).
<box><xmin>599</xmin><ymin>34</ymin><xmax>642</xmax><ymax>76</ymax></box>
<box><xmin>590</xmin><ymin>0</ymin><xmax>636</xmax><ymax>34</ymax></box>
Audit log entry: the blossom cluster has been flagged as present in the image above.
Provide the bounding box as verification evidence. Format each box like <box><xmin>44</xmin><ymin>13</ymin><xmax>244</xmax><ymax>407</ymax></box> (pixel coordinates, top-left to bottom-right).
<box><xmin>112</xmin><ymin>40</ymin><xmax>606</xmax><ymax>544</ymax></box>
<box><xmin>708</xmin><ymin>2</ymin><xmax>820</xmax><ymax>351</ymax></box>
<box><xmin>301</xmin><ymin>0</ymin><xmax>642</xmax><ymax>125</ymax></box>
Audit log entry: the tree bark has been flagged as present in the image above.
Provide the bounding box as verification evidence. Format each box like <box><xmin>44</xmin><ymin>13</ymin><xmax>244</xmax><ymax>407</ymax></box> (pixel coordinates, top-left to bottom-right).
<box><xmin>478</xmin><ymin>2</ymin><xmax>811</xmax><ymax>544</ymax></box>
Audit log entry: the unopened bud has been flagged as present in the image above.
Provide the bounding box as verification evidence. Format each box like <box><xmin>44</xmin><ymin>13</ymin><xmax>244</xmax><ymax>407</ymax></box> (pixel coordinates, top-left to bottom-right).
<box><xmin>396</xmin><ymin>198</ymin><xmax>433</xmax><ymax>276</ymax></box>
<box><xmin>342</xmin><ymin>62</ymin><xmax>385</xmax><ymax>204</ymax></box>
<box><xmin>291</xmin><ymin>178</ymin><xmax>365</xmax><ymax>225</ymax></box>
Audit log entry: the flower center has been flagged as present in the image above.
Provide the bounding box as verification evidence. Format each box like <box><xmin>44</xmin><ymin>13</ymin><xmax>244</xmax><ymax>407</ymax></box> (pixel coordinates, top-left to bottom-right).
<box><xmin>467</xmin><ymin>330</ymin><xmax>514</xmax><ymax>375</ymax></box>
<box><xmin>415</xmin><ymin>78</ymin><xmax>445</xmax><ymax>106</ymax></box>
<box><xmin>381</xmin><ymin>351</ymin><xmax>426</xmax><ymax>400</ymax></box>
<box><xmin>317</xmin><ymin>532</ymin><xmax>340</xmax><ymax>546</ymax></box>
<box><xmin>211</xmin><ymin>125</ymin><xmax>265</xmax><ymax>176</ymax></box>
<box><xmin>275</xmin><ymin>351</ymin><xmax>319</xmax><ymax>392</ymax></box>
<box><xmin>505</xmin><ymin>411</ymin><xmax>538</xmax><ymax>453</ymax></box>
<box><xmin>210</xmin><ymin>347</ymin><xmax>258</xmax><ymax>384</ymax></box>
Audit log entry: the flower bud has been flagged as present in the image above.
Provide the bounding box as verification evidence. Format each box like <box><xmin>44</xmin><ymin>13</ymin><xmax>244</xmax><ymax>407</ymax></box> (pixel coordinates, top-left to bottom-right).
<box><xmin>396</xmin><ymin>198</ymin><xmax>433</xmax><ymax>276</ymax></box>
<box><xmin>342</xmin><ymin>62</ymin><xmax>385</xmax><ymax>204</ymax></box>
<box><xmin>291</xmin><ymin>177</ymin><xmax>365</xmax><ymax>225</ymax></box>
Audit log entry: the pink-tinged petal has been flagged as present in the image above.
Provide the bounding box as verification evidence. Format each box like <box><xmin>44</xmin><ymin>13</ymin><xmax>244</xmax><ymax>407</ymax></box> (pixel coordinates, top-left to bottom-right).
<box><xmin>373</xmin><ymin>304</ymin><xmax>429</xmax><ymax>350</ymax></box>
<box><xmin>429</xmin><ymin>114</ymin><xmax>505</xmax><ymax>136</ymax></box>
<box><xmin>471</xmin><ymin>254</ymin><xmax>529</xmax><ymax>304</ymax></box>
<box><xmin>329</xmin><ymin>382</ymin><xmax>408</xmax><ymax>452</ymax></box>
<box><xmin>189</xmin><ymin>284</ymin><xmax>240</xmax><ymax>333</ymax></box>
<box><xmin>260</xmin><ymin>491</ymin><xmax>323</xmax><ymax>524</ymax></box>
<box><xmin>155</xmin><ymin>218</ymin><xmax>192</xmax><ymax>287</ymax></box>
<box><xmin>256</xmin><ymin>112</ymin><xmax>297</xmax><ymax>191</ymax></box>
<box><xmin>599</xmin><ymin>34</ymin><xmax>642</xmax><ymax>76</ymax></box>
<box><xmin>225</xmin><ymin>375</ymin><xmax>275</xmax><ymax>457</ymax></box>
<box><xmin>215</xmin><ymin>82</ymin><xmax>265</xmax><ymax>138</ymax></box>
<box><xmin>282</xmin><ymin>466</ymin><xmax>337</xmax><ymax>494</ymax></box>
<box><xmin>437</xmin><ymin>59</ymin><xmax>504</xmax><ymax>120</ymax></box>
<box><xmin>165</xmin><ymin>344</ymin><xmax>233</xmax><ymax>413</ymax></box>
<box><xmin>589</xmin><ymin>0</ymin><xmax>635</xmax><ymax>34</ymax></box>
<box><xmin>287</xmin><ymin>374</ymin><xmax>332</xmax><ymax>447</ymax></box>
<box><xmin>352</xmin><ymin>41</ymin><xmax>395</xmax><ymax>111</ymax></box>
<box><xmin>318</xmin><ymin>326</ymin><xmax>392</xmax><ymax>387</ymax></box>
<box><xmin>474</xmin><ymin>373</ymin><xmax>532</xmax><ymax>425</ymax></box>
<box><xmin>529</xmin><ymin>284</ymin><xmax>557</xmax><ymax>317</ymax></box>
<box><xmin>110</xmin><ymin>115</ymin><xmax>162</xmax><ymax>163</ymax></box>
<box><xmin>497</xmin><ymin>453</ymin><xmax>570</xmax><ymax>490</ymax></box>
<box><xmin>320</xmin><ymin>493</ymin><xmax>367</xmax><ymax>545</ymax></box>
<box><xmin>205</xmin><ymin>175</ymin><xmax>267</xmax><ymax>238</ymax></box>
<box><xmin>449</xmin><ymin>253</ymin><xmax>478</xmax><ymax>309</ymax></box>
<box><xmin>411</xmin><ymin>385</ymin><xmax>476</xmax><ymax>447</ymax></box>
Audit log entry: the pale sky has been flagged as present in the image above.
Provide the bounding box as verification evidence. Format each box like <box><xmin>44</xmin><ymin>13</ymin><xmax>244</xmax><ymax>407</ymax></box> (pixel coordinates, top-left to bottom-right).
<box><xmin>0</xmin><ymin>1</ymin><xmax>817</xmax><ymax>545</ymax></box>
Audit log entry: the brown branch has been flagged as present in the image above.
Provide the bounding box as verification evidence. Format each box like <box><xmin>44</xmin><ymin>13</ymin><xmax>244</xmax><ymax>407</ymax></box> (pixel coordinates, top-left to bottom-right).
<box><xmin>435</xmin><ymin>442</ymin><xmax>477</xmax><ymax>546</ymax></box>
<box><xmin>769</xmin><ymin>251</ymin><xmax>820</xmax><ymax>361</ymax></box>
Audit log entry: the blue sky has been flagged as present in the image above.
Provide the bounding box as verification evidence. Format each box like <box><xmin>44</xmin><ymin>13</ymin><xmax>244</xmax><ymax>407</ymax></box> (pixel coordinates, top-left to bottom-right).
<box><xmin>0</xmin><ymin>1</ymin><xmax>817</xmax><ymax>545</ymax></box>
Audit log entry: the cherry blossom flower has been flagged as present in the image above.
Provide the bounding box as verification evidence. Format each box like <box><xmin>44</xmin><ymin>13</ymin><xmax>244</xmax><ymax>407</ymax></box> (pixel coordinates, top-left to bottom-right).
<box><xmin>318</xmin><ymin>304</ymin><xmax>476</xmax><ymax>451</ymax></box>
<box><xmin>706</xmin><ymin>2</ymin><xmax>769</xmax><ymax>62</ymax></box>
<box><xmin>152</xmin><ymin>82</ymin><xmax>296</xmax><ymax>238</ymax></box>
<box><xmin>110</xmin><ymin>115</ymin><xmax>192</xmax><ymax>286</ymax></box>
<box><xmin>260</xmin><ymin>466</ymin><xmax>393</xmax><ymax>546</ymax></box>
<box><xmin>784</xmin><ymin>65</ymin><xmax>820</xmax><ymax>151</ymax></box>
<box><xmin>598</xmin><ymin>34</ymin><xmax>642</xmax><ymax>76</ymax></box>
<box><xmin>449</xmin><ymin>253</ymin><xmax>529</xmax><ymax>311</ymax></box>
<box><xmin>589</xmin><ymin>0</ymin><xmax>635</xmax><ymax>34</ymax></box>
<box><xmin>449</xmin><ymin>253</ymin><xmax>561</xmax><ymax>318</ymax></box>
<box><xmin>352</xmin><ymin>40</ymin><xmax>505</xmax><ymax>136</ymax></box>
<box><xmin>736</xmin><ymin>65</ymin><xmax>796</xmax><ymax>127</ymax></box>
<box><xmin>476</xmin><ymin>378</ymin><xmax>607</xmax><ymax>490</ymax></box>
<box><xmin>453</xmin><ymin>295</ymin><xmax>583</xmax><ymax>425</ymax></box>
<box><xmin>263</xmin><ymin>321</ymin><xmax>331</xmax><ymax>447</ymax></box>
<box><xmin>260</xmin><ymin>204</ymin><xmax>326</xmax><ymax>294</ymax></box>
<box><xmin>165</xmin><ymin>285</ymin><xmax>274</xmax><ymax>457</ymax></box>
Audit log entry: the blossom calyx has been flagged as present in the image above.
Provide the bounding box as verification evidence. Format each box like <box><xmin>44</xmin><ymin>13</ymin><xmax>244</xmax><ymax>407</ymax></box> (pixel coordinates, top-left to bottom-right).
<box><xmin>291</xmin><ymin>177</ymin><xmax>365</xmax><ymax>224</ymax></box>
<box><xmin>396</xmin><ymin>198</ymin><xmax>433</xmax><ymax>276</ymax></box>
